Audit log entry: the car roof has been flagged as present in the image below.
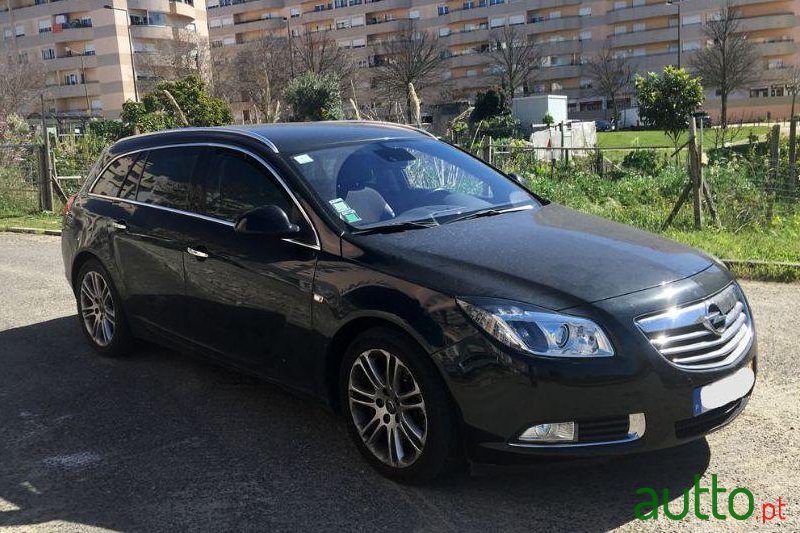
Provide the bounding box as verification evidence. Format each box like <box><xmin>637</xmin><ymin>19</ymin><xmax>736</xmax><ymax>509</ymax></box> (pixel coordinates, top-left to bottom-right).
<box><xmin>110</xmin><ymin>121</ymin><xmax>435</xmax><ymax>156</ymax></box>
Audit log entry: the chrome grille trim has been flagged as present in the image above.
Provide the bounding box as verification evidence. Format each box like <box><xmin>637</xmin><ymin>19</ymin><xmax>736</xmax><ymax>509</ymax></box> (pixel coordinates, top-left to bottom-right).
<box><xmin>636</xmin><ymin>284</ymin><xmax>753</xmax><ymax>370</ymax></box>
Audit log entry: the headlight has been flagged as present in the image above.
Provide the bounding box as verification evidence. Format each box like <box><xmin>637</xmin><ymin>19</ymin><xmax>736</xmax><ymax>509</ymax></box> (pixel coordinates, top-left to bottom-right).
<box><xmin>457</xmin><ymin>298</ymin><xmax>615</xmax><ymax>358</ymax></box>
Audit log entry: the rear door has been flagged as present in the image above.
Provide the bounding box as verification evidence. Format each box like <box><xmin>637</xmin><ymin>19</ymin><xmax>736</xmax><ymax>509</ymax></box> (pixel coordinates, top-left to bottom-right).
<box><xmin>112</xmin><ymin>146</ymin><xmax>207</xmax><ymax>337</ymax></box>
<box><xmin>181</xmin><ymin>146</ymin><xmax>318</xmax><ymax>383</ymax></box>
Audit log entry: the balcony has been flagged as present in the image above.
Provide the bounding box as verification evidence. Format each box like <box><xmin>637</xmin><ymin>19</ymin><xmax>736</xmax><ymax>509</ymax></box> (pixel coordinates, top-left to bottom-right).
<box><xmin>43</xmin><ymin>52</ymin><xmax>98</xmax><ymax>70</ymax></box>
<box><xmin>208</xmin><ymin>0</ymin><xmax>284</xmax><ymax>13</ymax></box>
<box><xmin>527</xmin><ymin>15</ymin><xmax>580</xmax><ymax>33</ymax></box>
<box><xmin>46</xmin><ymin>80</ymin><xmax>101</xmax><ymax>99</ymax></box>
<box><xmin>232</xmin><ymin>16</ymin><xmax>284</xmax><ymax>32</ymax></box>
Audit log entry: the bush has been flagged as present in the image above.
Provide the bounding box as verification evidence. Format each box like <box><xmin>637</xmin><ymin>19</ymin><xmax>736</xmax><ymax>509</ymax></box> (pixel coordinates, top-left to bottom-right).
<box><xmin>482</xmin><ymin>113</ymin><xmax>520</xmax><ymax>139</ymax></box>
<box><xmin>469</xmin><ymin>89</ymin><xmax>506</xmax><ymax>124</ymax></box>
<box><xmin>285</xmin><ymin>72</ymin><xmax>343</xmax><ymax>122</ymax></box>
<box><xmin>621</xmin><ymin>149</ymin><xmax>660</xmax><ymax>175</ymax></box>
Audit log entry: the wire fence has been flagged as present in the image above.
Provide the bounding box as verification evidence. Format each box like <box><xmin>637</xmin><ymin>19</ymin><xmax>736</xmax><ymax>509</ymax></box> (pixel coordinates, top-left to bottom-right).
<box><xmin>0</xmin><ymin>144</ymin><xmax>44</xmax><ymax>216</ymax></box>
<box><xmin>464</xmin><ymin>135</ymin><xmax>800</xmax><ymax>232</ymax></box>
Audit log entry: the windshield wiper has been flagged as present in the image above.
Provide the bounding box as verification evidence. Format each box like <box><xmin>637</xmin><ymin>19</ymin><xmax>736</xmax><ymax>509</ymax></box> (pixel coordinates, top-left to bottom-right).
<box><xmin>446</xmin><ymin>204</ymin><xmax>534</xmax><ymax>224</ymax></box>
<box><xmin>352</xmin><ymin>220</ymin><xmax>439</xmax><ymax>235</ymax></box>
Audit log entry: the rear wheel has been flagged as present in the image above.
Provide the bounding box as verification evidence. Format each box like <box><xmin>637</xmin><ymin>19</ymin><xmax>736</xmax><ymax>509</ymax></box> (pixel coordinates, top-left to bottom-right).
<box><xmin>340</xmin><ymin>327</ymin><xmax>459</xmax><ymax>483</ymax></box>
<box><xmin>76</xmin><ymin>260</ymin><xmax>133</xmax><ymax>357</ymax></box>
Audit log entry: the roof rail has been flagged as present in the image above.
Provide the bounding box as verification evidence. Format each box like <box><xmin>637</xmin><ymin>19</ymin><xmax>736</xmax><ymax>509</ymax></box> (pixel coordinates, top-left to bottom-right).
<box><xmin>328</xmin><ymin>120</ymin><xmax>437</xmax><ymax>138</ymax></box>
<box><xmin>116</xmin><ymin>126</ymin><xmax>280</xmax><ymax>154</ymax></box>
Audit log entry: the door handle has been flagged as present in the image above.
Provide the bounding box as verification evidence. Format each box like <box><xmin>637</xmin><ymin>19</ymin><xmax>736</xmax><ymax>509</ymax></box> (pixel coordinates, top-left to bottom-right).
<box><xmin>187</xmin><ymin>246</ymin><xmax>209</xmax><ymax>259</ymax></box>
<box><xmin>112</xmin><ymin>220</ymin><xmax>127</xmax><ymax>230</ymax></box>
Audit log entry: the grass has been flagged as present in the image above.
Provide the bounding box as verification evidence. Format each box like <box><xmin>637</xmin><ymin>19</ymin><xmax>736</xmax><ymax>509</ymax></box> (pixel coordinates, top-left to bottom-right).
<box><xmin>0</xmin><ymin>212</ymin><xmax>63</xmax><ymax>231</ymax></box>
<box><xmin>597</xmin><ymin>126</ymin><xmax>772</xmax><ymax>149</ymax></box>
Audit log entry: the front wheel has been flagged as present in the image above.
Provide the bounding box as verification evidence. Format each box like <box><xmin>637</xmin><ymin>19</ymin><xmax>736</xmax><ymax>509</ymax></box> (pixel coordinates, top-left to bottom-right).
<box><xmin>340</xmin><ymin>327</ymin><xmax>460</xmax><ymax>483</ymax></box>
<box><xmin>76</xmin><ymin>259</ymin><xmax>133</xmax><ymax>357</ymax></box>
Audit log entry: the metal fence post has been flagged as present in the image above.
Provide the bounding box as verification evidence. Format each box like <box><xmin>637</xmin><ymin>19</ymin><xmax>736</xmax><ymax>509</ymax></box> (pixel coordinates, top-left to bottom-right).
<box><xmin>688</xmin><ymin>116</ymin><xmax>702</xmax><ymax>229</ymax></box>
<box><xmin>38</xmin><ymin>143</ymin><xmax>54</xmax><ymax>212</ymax></box>
<box><xmin>789</xmin><ymin>116</ymin><xmax>797</xmax><ymax>191</ymax></box>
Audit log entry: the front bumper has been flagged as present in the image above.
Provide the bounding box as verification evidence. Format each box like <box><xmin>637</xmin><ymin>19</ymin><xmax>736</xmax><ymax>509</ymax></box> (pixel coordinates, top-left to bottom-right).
<box><xmin>432</xmin><ymin>272</ymin><xmax>757</xmax><ymax>463</ymax></box>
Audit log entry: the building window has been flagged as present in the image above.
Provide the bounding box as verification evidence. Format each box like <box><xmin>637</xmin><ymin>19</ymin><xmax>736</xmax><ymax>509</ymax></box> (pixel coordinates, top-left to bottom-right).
<box><xmin>682</xmin><ymin>14</ymin><xmax>701</xmax><ymax>26</ymax></box>
<box><xmin>91</xmin><ymin>99</ymin><xmax>103</xmax><ymax>110</ymax></box>
<box><xmin>749</xmin><ymin>87</ymin><xmax>768</xmax><ymax>98</ymax></box>
<box><xmin>579</xmin><ymin>30</ymin><xmax>591</xmax><ymax>41</ymax></box>
<box><xmin>439</xmin><ymin>27</ymin><xmax>450</xmax><ymax>37</ymax></box>
<box><xmin>579</xmin><ymin>7</ymin><xmax>591</xmax><ymax>16</ymax></box>
<box><xmin>614</xmin><ymin>25</ymin><xmax>626</xmax><ymax>35</ymax></box>
<box><xmin>632</xmin><ymin>22</ymin><xmax>645</xmax><ymax>32</ymax></box>
<box><xmin>549</xmin><ymin>11</ymin><xmax>561</xmax><ymax>19</ymax></box>
<box><xmin>509</xmin><ymin>14</ymin><xmax>524</xmax><ymax>25</ymax></box>
<box><xmin>290</xmin><ymin>8</ymin><xmax>300</xmax><ymax>17</ymax></box>
<box><xmin>353</xmin><ymin>37</ymin><xmax>365</xmax><ymax>48</ymax></box>
<box><xmin>351</xmin><ymin>15</ymin><xmax>364</xmax><ymax>26</ymax></box>
<box><xmin>771</xmin><ymin>85</ymin><xmax>785</xmax><ymax>97</ymax></box>
<box><xmin>41</xmin><ymin>47</ymin><xmax>56</xmax><ymax>60</ymax></box>
<box><xmin>438</xmin><ymin>5</ymin><xmax>448</xmax><ymax>15</ymax></box>
<box><xmin>16</xmin><ymin>24</ymin><xmax>26</xmax><ymax>37</ymax></box>
<box><xmin>209</xmin><ymin>18</ymin><xmax>221</xmax><ymax>28</ymax></box>
<box><xmin>614</xmin><ymin>1</ymin><xmax>627</xmax><ymax>9</ymax></box>
<box><xmin>490</xmin><ymin>17</ymin><xmax>505</xmax><ymax>28</ymax></box>
<box><xmin>409</xmin><ymin>10</ymin><xmax>420</xmax><ymax>19</ymax></box>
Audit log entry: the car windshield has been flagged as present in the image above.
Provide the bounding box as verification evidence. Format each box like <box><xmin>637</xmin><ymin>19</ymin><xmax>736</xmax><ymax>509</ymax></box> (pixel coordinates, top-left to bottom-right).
<box><xmin>284</xmin><ymin>138</ymin><xmax>537</xmax><ymax>229</ymax></box>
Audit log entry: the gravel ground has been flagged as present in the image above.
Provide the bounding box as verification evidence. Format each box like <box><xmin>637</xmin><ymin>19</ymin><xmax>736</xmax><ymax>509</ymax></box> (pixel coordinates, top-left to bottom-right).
<box><xmin>0</xmin><ymin>232</ymin><xmax>797</xmax><ymax>532</ymax></box>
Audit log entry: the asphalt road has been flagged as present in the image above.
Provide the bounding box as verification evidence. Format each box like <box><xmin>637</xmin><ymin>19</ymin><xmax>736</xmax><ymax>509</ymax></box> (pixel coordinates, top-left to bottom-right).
<box><xmin>0</xmin><ymin>232</ymin><xmax>797</xmax><ymax>532</ymax></box>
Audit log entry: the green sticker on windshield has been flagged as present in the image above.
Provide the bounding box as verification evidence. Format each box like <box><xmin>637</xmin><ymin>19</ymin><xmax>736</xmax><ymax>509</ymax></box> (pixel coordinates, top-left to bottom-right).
<box><xmin>330</xmin><ymin>198</ymin><xmax>362</xmax><ymax>223</ymax></box>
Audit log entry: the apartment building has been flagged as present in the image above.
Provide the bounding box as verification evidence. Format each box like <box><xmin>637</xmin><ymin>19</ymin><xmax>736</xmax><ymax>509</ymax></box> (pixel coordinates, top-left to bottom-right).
<box><xmin>208</xmin><ymin>0</ymin><xmax>800</xmax><ymax>123</ymax></box>
<box><xmin>1</xmin><ymin>0</ymin><xmax>208</xmax><ymax>120</ymax></box>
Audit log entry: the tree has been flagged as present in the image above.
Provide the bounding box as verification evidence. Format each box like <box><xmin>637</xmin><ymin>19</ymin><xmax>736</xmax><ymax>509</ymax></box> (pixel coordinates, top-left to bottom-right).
<box><xmin>469</xmin><ymin>89</ymin><xmax>506</xmax><ymax>124</ymax></box>
<box><xmin>488</xmin><ymin>24</ymin><xmax>541</xmax><ymax>102</ymax></box>
<box><xmin>784</xmin><ymin>66</ymin><xmax>800</xmax><ymax>120</ymax></box>
<box><xmin>635</xmin><ymin>66</ymin><xmax>704</xmax><ymax>148</ymax></box>
<box><xmin>373</xmin><ymin>22</ymin><xmax>446</xmax><ymax>123</ymax></box>
<box><xmin>224</xmin><ymin>34</ymin><xmax>292</xmax><ymax>122</ymax></box>
<box><xmin>690</xmin><ymin>2</ymin><xmax>758</xmax><ymax>128</ymax></box>
<box><xmin>0</xmin><ymin>50</ymin><xmax>45</xmax><ymax>119</ymax></box>
<box><xmin>134</xmin><ymin>29</ymin><xmax>211</xmax><ymax>93</ymax></box>
<box><xmin>285</xmin><ymin>72</ymin><xmax>343</xmax><ymax>121</ymax></box>
<box><xmin>585</xmin><ymin>43</ymin><xmax>633</xmax><ymax>125</ymax></box>
<box><xmin>295</xmin><ymin>30</ymin><xmax>357</xmax><ymax>83</ymax></box>
<box><xmin>121</xmin><ymin>74</ymin><xmax>232</xmax><ymax>134</ymax></box>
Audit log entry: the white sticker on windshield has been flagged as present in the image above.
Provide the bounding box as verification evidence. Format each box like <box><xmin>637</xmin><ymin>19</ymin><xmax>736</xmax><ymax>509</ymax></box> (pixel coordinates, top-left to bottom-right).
<box><xmin>293</xmin><ymin>154</ymin><xmax>314</xmax><ymax>164</ymax></box>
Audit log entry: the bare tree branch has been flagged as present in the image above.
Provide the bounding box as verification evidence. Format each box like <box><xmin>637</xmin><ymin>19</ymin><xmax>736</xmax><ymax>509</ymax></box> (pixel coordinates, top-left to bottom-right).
<box><xmin>215</xmin><ymin>34</ymin><xmax>292</xmax><ymax>123</ymax></box>
<box><xmin>690</xmin><ymin>2</ymin><xmax>759</xmax><ymax>128</ymax></box>
<box><xmin>487</xmin><ymin>24</ymin><xmax>541</xmax><ymax>102</ymax></box>
<box><xmin>585</xmin><ymin>43</ymin><xmax>633</xmax><ymax>124</ymax></box>
<box><xmin>135</xmin><ymin>29</ymin><xmax>211</xmax><ymax>93</ymax></box>
<box><xmin>0</xmin><ymin>49</ymin><xmax>45</xmax><ymax>119</ymax></box>
<box><xmin>295</xmin><ymin>29</ymin><xmax>357</xmax><ymax>84</ymax></box>
<box><xmin>373</xmin><ymin>21</ymin><xmax>446</xmax><ymax>122</ymax></box>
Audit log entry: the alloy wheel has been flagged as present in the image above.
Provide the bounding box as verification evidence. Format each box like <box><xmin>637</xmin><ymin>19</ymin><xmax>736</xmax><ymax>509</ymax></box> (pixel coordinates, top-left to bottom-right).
<box><xmin>80</xmin><ymin>271</ymin><xmax>116</xmax><ymax>347</ymax></box>
<box><xmin>348</xmin><ymin>349</ymin><xmax>428</xmax><ymax>467</ymax></box>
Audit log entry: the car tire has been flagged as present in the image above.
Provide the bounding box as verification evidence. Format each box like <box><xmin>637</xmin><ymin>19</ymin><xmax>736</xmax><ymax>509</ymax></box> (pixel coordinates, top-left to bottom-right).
<box><xmin>340</xmin><ymin>327</ymin><xmax>460</xmax><ymax>483</ymax></box>
<box><xmin>75</xmin><ymin>259</ymin><xmax>133</xmax><ymax>357</ymax></box>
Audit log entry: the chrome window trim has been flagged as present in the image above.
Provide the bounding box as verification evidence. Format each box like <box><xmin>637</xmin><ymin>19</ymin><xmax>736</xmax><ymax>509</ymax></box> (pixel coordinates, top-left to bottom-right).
<box><xmin>87</xmin><ymin>141</ymin><xmax>320</xmax><ymax>251</ymax></box>
<box><xmin>118</xmin><ymin>127</ymin><xmax>281</xmax><ymax>153</ymax></box>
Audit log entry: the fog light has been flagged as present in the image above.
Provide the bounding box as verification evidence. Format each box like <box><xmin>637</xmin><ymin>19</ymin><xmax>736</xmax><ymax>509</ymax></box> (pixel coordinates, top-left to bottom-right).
<box><xmin>519</xmin><ymin>421</ymin><xmax>576</xmax><ymax>443</ymax></box>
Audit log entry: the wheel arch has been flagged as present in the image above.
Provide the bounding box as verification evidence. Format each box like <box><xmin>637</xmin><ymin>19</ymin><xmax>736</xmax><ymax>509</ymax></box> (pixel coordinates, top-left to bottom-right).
<box><xmin>70</xmin><ymin>250</ymin><xmax>104</xmax><ymax>292</ymax></box>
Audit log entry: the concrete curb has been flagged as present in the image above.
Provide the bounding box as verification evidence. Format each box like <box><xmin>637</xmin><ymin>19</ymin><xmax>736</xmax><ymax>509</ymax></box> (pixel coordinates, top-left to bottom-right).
<box><xmin>1</xmin><ymin>226</ymin><xmax>62</xmax><ymax>236</ymax></box>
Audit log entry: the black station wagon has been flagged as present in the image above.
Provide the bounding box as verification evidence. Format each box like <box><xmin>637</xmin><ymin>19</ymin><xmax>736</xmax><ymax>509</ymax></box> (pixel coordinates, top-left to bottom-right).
<box><xmin>62</xmin><ymin>122</ymin><xmax>757</xmax><ymax>482</ymax></box>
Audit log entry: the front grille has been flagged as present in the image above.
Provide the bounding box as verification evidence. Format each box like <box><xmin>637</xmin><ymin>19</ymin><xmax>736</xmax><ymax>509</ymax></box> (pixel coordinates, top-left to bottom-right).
<box><xmin>577</xmin><ymin>416</ymin><xmax>630</xmax><ymax>443</ymax></box>
<box><xmin>675</xmin><ymin>398</ymin><xmax>745</xmax><ymax>439</ymax></box>
<box><xmin>636</xmin><ymin>284</ymin><xmax>753</xmax><ymax>370</ymax></box>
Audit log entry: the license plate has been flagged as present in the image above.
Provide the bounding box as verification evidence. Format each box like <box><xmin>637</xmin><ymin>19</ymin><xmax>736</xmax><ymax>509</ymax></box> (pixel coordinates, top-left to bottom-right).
<box><xmin>693</xmin><ymin>365</ymin><xmax>755</xmax><ymax>416</ymax></box>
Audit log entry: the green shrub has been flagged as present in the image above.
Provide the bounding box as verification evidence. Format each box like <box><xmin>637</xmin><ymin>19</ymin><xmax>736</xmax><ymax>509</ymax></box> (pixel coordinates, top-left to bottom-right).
<box><xmin>621</xmin><ymin>149</ymin><xmax>660</xmax><ymax>175</ymax></box>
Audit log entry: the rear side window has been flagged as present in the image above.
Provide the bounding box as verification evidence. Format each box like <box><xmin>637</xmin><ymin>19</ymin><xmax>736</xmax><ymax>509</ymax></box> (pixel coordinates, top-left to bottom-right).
<box><xmin>91</xmin><ymin>155</ymin><xmax>136</xmax><ymax>197</ymax></box>
<box><xmin>118</xmin><ymin>152</ymin><xmax>147</xmax><ymax>200</ymax></box>
<box><xmin>137</xmin><ymin>147</ymin><xmax>204</xmax><ymax>210</ymax></box>
<box><xmin>196</xmin><ymin>148</ymin><xmax>293</xmax><ymax>221</ymax></box>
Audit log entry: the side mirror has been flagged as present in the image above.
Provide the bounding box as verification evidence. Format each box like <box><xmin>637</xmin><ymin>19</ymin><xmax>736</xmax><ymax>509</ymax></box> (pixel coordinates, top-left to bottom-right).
<box><xmin>508</xmin><ymin>172</ymin><xmax>525</xmax><ymax>185</ymax></box>
<box><xmin>234</xmin><ymin>205</ymin><xmax>300</xmax><ymax>237</ymax></box>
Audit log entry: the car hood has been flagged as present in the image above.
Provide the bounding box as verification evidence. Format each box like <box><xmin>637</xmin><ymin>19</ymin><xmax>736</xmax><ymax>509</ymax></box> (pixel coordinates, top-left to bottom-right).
<box><xmin>344</xmin><ymin>204</ymin><xmax>714</xmax><ymax>310</ymax></box>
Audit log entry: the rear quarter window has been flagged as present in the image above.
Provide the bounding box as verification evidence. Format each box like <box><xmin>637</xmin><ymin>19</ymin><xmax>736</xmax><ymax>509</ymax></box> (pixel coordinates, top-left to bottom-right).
<box><xmin>91</xmin><ymin>155</ymin><xmax>137</xmax><ymax>197</ymax></box>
